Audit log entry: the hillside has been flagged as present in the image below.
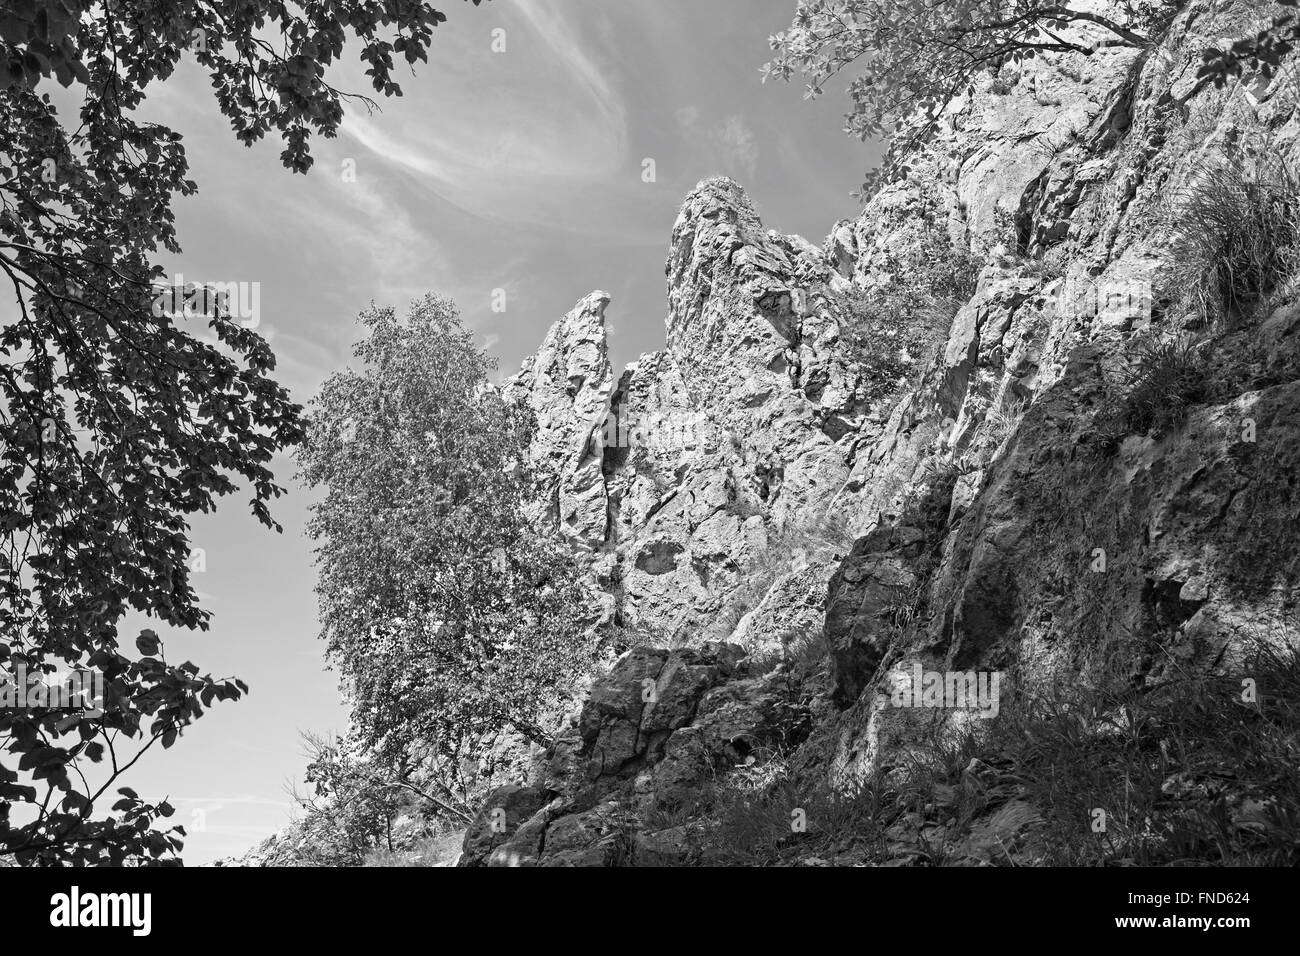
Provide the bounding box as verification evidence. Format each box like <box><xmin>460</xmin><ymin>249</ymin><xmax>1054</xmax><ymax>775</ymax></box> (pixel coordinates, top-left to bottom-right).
<box><xmin>459</xmin><ymin>0</ymin><xmax>1300</xmax><ymax>866</ymax></box>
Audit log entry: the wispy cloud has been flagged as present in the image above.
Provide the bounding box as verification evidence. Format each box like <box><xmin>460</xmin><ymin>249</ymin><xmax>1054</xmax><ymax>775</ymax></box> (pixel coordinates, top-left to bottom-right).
<box><xmin>283</xmin><ymin>171</ymin><xmax>451</xmax><ymax>309</ymax></box>
<box><xmin>713</xmin><ymin>116</ymin><xmax>761</xmax><ymax>183</ymax></box>
<box><xmin>675</xmin><ymin>108</ymin><xmax>761</xmax><ymax>185</ymax></box>
<box><xmin>333</xmin><ymin>0</ymin><xmax>665</xmax><ymax>237</ymax></box>
<box><xmin>508</xmin><ymin>0</ymin><xmax>625</xmax><ymax>126</ymax></box>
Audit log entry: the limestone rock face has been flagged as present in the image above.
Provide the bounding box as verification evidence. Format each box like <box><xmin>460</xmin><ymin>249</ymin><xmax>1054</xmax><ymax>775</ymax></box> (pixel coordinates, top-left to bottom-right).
<box><xmin>508</xmin><ymin>180</ymin><xmax>866</xmax><ymax>641</ymax></box>
<box><xmin>813</xmin><ymin>1</ymin><xmax>1300</xmax><ymax>791</ymax></box>
<box><xmin>502</xmin><ymin>291</ymin><xmax>614</xmax><ymax>551</ymax></box>
<box><xmin>825</xmin><ymin>524</ymin><xmax>928</xmax><ymax>706</ymax></box>
<box><xmin>477</xmin><ymin>0</ymin><xmax>1300</xmax><ymax>865</ymax></box>
<box><xmin>458</xmin><ymin>641</ymin><xmax>793</xmax><ymax>867</ymax></box>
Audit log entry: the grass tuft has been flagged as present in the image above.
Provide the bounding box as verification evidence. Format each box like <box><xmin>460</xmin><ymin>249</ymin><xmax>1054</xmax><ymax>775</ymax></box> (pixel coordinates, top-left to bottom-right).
<box><xmin>1166</xmin><ymin>160</ymin><xmax>1300</xmax><ymax>327</ymax></box>
<box><xmin>1089</xmin><ymin>334</ymin><xmax>1209</xmax><ymax>452</ymax></box>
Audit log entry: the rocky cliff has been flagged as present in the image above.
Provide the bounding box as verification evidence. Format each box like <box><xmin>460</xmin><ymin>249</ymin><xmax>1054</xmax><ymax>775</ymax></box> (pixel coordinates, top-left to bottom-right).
<box><xmin>464</xmin><ymin>0</ymin><xmax>1300</xmax><ymax>866</ymax></box>
<box><xmin>504</xmin><ymin>179</ymin><xmax>873</xmax><ymax>645</ymax></box>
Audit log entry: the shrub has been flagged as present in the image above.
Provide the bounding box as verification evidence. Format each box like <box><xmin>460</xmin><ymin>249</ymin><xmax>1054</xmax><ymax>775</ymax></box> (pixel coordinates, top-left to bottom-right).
<box><xmin>842</xmin><ymin>233</ymin><xmax>982</xmax><ymax>404</ymax></box>
<box><xmin>989</xmin><ymin>73</ymin><xmax>1015</xmax><ymax>96</ymax></box>
<box><xmin>362</xmin><ymin>831</ymin><xmax>466</xmax><ymax>867</ymax></box>
<box><xmin>687</xmin><ymin>765</ymin><xmax>891</xmax><ymax>866</ymax></box>
<box><xmin>786</xmin><ymin>629</ymin><xmax>833</xmax><ymax>673</ymax></box>
<box><xmin>988</xmin><ymin>638</ymin><xmax>1300</xmax><ymax>866</ymax></box>
<box><xmin>764</xmin><ymin>1</ymin><xmax>1154</xmax><ymax>197</ymax></box>
<box><xmin>1129</xmin><ymin>0</ymin><xmax>1188</xmax><ymax>38</ymax></box>
<box><xmin>740</xmin><ymin>627</ymin><xmax>832</xmax><ymax>679</ymax></box>
<box><xmin>286</xmin><ymin>733</ymin><xmax>409</xmax><ymax>867</ymax></box>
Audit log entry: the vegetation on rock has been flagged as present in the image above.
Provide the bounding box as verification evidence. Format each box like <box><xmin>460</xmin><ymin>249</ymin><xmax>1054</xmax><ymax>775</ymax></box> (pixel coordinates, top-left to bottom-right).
<box><xmin>763</xmin><ymin>0</ymin><xmax>1173</xmax><ymax>194</ymax></box>
<box><xmin>656</xmin><ymin>637</ymin><xmax>1300</xmax><ymax>867</ymax></box>
<box><xmin>840</xmin><ymin>231</ymin><xmax>982</xmax><ymax>405</ymax></box>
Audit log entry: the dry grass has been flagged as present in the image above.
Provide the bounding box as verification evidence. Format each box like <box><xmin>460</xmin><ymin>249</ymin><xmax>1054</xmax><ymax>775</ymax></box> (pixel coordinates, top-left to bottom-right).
<box><xmin>1088</xmin><ymin>334</ymin><xmax>1210</xmax><ymax>453</ymax></box>
<box><xmin>1119</xmin><ymin>335</ymin><xmax>1209</xmax><ymax>436</ymax></box>
<box><xmin>984</xmin><ymin>396</ymin><xmax>1029</xmax><ymax>453</ymax></box>
<box><xmin>1166</xmin><ymin>159</ymin><xmax>1300</xmax><ymax>327</ymax></box>
<box><xmin>710</xmin><ymin>510</ymin><xmax>857</xmax><ymax>645</ymax></box>
<box><xmin>362</xmin><ymin>828</ymin><xmax>466</xmax><ymax>867</ymax></box>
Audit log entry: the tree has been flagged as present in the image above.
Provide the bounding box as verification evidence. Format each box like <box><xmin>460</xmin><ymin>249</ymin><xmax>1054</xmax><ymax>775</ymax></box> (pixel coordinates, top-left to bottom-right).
<box><xmin>298</xmin><ymin>296</ymin><xmax>599</xmax><ymax>785</ymax></box>
<box><xmin>287</xmin><ymin>732</ymin><xmax>410</xmax><ymax>866</ymax></box>
<box><xmin>0</xmin><ymin>1</ymin><xmax>483</xmax><ymax>865</ymax></box>
<box><xmin>762</xmin><ymin>1</ymin><xmax>1172</xmax><ymax>196</ymax></box>
<box><xmin>286</xmin><ymin>730</ymin><xmax>479</xmax><ymax>865</ymax></box>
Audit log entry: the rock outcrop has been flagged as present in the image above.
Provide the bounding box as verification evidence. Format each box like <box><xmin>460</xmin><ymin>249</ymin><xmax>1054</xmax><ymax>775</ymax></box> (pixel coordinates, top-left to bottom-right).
<box><xmin>459</xmin><ymin>641</ymin><xmax>804</xmax><ymax>866</ymax></box>
<box><xmin>473</xmin><ymin>0</ymin><xmax>1300</xmax><ymax>866</ymax></box>
<box><xmin>505</xmin><ymin>178</ymin><xmax>876</xmax><ymax>647</ymax></box>
<box><xmin>502</xmin><ymin>290</ymin><xmax>615</xmax><ymax>552</ymax></box>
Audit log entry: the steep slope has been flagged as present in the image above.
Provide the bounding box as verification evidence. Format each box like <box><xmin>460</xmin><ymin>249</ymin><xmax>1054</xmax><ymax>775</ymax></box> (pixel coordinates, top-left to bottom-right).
<box><xmin>464</xmin><ymin>0</ymin><xmax>1300</xmax><ymax>866</ymax></box>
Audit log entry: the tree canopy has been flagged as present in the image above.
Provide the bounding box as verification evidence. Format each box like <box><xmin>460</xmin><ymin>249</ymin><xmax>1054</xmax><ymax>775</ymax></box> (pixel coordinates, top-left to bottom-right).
<box><xmin>299</xmin><ymin>296</ymin><xmax>599</xmax><ymax>784</ymax></box>
<box><xmin>0</xmin><ymin>0</ymin><xmax>483</xmax><ymax>865</ymax></box>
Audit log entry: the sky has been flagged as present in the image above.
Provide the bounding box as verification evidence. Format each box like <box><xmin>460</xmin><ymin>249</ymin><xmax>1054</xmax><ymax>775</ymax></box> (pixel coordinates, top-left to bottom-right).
<box><xmin>64</xmin><ymin>0</ymin><xmax>882</xmax><ymax>864</ymax></box>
